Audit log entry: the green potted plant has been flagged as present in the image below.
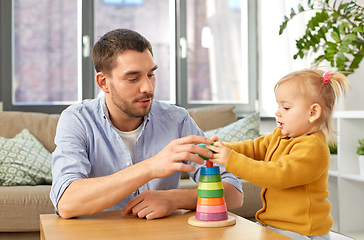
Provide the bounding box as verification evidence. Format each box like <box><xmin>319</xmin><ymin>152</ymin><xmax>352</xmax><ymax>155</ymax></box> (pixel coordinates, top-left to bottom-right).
<box><xmin>328</xmin><ymin>141</ymin><xmax>338</xmax><ymax>154</ymax></box>
<box><xmin>328</xmin><ymin>141</ymin><xmax>338</xmax><ymax>171</ymax></box>
<box><xmin>279</xmin><ymin>0</ymin><xmax>364</xmax><ymax>75</ymax></box>
<box><xmin>357</xmin><ymin>138</ymin><xmax>364</xmax><ymax>176</ymax></box>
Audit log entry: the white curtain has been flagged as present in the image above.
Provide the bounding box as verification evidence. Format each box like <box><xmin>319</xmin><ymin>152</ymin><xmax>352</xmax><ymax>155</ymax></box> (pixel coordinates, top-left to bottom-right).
<box><xmin>258</xmin><ymin>0</ymin><xmax>318</xmax><ymax>117</ymax></box>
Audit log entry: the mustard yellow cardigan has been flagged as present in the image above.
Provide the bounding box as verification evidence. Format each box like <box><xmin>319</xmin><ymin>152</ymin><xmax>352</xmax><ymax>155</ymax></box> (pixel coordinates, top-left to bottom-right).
<box><xmin>225</xmin><ymin>127</ymin><xmax>333</xmax><ymax>236</ymax></box>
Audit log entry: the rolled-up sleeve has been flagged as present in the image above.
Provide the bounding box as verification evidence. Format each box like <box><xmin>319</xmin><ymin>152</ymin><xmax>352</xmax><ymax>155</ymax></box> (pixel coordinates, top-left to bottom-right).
<box><xmin>50</xmin><ymin>109</ymin><xmax>91</xmax><ymax>212</ymax></box>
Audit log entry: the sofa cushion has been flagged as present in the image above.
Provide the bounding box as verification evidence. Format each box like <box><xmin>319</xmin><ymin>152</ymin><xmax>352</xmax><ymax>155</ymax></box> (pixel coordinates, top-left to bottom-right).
<box><xmin>0</xmin><ymin>129</ymin><xmax>52</xmax><ymax>186</ymax></box>
<box><xmin>204</xmin><ymin>112</ymin><xmax>260</xmax><ymax>142</ymax></box>
<box><xmin>0</xmin><ymin>111</ymin><xmax>60</xmax><ymax>153</ymax></box>
<box><xmin>0</xmin><ymin>185</ymin><xmax>54</xmax><ymax>232</ymax></box>
<box><xmin>187</xmin><ymin>105</ymin><xmax>237</xmax><ymax>132</ymax></box>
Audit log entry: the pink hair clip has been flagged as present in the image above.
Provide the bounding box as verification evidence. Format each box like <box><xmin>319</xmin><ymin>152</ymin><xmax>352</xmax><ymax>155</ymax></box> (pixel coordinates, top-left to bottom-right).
<box><xmin>323</xmin><ymin>71</ymin><xmax>332</xmax><ymax>83</ymax></box>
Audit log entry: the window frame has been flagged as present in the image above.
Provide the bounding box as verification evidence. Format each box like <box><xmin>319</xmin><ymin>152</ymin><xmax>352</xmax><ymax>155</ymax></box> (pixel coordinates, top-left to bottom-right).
<box><xmin>1</xmin><ymin>0</ymin><xmax>257</xmax><ymax>116</ymax></box>
<box><xmin>175</xmin><ymin>0</ymin><xmax>257</xmax><ymax>116</ymax></box>
<box><xmin>0</xmin><ymin>0</ymin><xmax>95</xmax><ymax>114</ymax></box>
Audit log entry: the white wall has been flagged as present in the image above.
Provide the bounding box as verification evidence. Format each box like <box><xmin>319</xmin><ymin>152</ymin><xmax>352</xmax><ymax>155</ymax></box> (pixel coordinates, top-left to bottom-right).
<box><xmin>343</xmin><ymin>61</ymin><xmax>364</xmax><ymax>111</ymax></box>
<box><xmin>342</xmin><ymin>0</ymin><xmax>364</xmax><ymax>110</ymax></box>
<box><xmin>258</xmin><ymin>0</ymin><xmax>364</xmax><ymax>134</ymax></box>
<box><xmin>258</xmin><ymin>0</ymin><xmax>364</xmax><ymax>116</ymax></box>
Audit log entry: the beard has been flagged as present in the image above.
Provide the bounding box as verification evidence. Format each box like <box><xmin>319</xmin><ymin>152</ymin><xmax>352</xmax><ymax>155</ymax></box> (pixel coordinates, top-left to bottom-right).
<box><xmin>109</xmin><ymin>88</ymin><xmax>154</xmax><ymax>119</ymax></box>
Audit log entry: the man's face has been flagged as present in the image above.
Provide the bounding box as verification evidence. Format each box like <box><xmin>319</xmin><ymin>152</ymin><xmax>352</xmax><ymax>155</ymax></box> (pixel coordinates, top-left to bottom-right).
<box><xmin>105</xmin><ymin>49</ymin><xmax>157</xmax><ymax>119</ymax></box>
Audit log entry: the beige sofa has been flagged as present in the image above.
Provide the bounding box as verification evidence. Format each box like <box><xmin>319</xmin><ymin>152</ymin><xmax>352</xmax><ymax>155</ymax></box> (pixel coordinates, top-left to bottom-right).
<box><xmin>0</xmin><ymin>105</ymin><xmax>262</xmax><ymax>240</ymax></box>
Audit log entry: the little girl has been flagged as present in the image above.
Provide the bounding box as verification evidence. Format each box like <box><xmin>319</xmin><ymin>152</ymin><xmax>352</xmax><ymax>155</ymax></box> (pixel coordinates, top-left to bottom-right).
<box><xmin>208</xmin><ymin>68</ymin><xmax>350</xmax><ymax>240</ymax></box>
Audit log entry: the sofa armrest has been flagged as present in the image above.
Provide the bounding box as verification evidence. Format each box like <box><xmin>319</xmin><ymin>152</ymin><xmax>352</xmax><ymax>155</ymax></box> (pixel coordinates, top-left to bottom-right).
<box><xmin>0</xmin><ymin>186</ymin><xmax>54</xmax><ymax>232</ymax></box>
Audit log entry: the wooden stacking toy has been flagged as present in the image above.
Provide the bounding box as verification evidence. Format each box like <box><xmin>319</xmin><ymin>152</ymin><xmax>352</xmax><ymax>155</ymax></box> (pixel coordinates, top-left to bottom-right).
<box><xmin>188</xmin><ymin>144</ymin><xmax>236</xmax><ymax>228</ymax></box>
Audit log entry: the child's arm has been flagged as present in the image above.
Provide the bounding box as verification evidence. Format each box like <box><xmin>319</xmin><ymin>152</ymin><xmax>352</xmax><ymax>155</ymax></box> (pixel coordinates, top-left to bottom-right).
<box><xmin>207</xmin><ymin>133</ymin><xmax>273</xmax><ymax>166</ymax></box>
<box><xmin>217</xmin><ymin>132</ymin><xmax>329</xmax><ymax>189</ymax></box>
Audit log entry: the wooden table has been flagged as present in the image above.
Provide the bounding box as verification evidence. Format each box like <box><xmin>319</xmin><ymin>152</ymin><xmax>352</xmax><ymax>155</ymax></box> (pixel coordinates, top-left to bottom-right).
<box><xmin>40</xmin><ymin>210</ymin><xmax>292</xmax><ymax>240</ymax></box>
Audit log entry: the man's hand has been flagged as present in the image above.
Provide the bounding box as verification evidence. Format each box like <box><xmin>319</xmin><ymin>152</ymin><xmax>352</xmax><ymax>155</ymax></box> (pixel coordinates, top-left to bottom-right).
<box><xmin>121</xmin><ymin>189</ymin><xmax>197</xmax><ymax>219</ymax></box>
<box><xmin>121</xmin><ymin>184</ymin><xmax>244</xmax><ymax>220</ymax></box>
<box><xmin>143</xmin><ymin>135</ymin><xmax>214</xmax><ymax>179</ymax></box>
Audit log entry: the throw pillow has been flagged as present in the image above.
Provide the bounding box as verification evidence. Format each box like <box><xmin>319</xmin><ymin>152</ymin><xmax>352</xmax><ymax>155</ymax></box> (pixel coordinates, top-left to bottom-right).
<box><xmin>0</xmin><ymin>129</ymin><xmax>52</xmax><ymax>186</ymax></box>
<box><xmin>204</xmin><ymin>112</ymin><xmax>260</xmax><ymax>142</ymax></box>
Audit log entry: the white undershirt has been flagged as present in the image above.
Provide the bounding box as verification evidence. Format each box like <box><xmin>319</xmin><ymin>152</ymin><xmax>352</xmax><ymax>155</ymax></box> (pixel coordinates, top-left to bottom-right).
<box><xmin>115</xmin><ymin>124</ymin><xmax>143</xmax><ymax>163</ymax></box>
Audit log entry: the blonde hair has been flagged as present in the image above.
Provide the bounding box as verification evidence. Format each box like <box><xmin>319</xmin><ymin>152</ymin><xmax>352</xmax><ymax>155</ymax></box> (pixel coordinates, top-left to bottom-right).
<box><xmin>274</xmin><ymin>67</ymin><xmax>350</xmax><ymax>142</ymax></box>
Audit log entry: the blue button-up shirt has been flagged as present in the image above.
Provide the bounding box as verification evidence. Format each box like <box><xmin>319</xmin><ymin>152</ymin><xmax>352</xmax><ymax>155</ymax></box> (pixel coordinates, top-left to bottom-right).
<box><xmin>50</xmin><ymin>96</ymin><xmax>242</xmax><ymax>212</ymax></box>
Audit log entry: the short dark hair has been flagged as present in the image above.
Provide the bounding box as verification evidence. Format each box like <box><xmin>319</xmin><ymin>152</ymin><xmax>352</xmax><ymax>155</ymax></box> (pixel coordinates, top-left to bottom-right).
<box><xmin>92</xmin><ymin>28</ymin><xmax>153</xmax><ymax>75</ymax></box>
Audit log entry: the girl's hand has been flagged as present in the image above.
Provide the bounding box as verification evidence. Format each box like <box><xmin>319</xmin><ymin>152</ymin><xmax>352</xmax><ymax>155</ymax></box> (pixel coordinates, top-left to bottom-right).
<box><xmin>209</xmin><ymin>135</ymin><xmax>220</xmax><ymax>142</ymax></box>
<box><xmin>206</xmin><ymin>140</ymin><xmax>230</xmax><ymax>167</ymax></box>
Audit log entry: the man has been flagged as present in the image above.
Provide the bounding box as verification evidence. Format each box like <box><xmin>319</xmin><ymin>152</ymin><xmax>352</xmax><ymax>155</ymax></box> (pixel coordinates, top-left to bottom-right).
<box><xmin>50</xmin><ymin>28</ymin><xmax>243</xmax><ymax>219</ymax></box>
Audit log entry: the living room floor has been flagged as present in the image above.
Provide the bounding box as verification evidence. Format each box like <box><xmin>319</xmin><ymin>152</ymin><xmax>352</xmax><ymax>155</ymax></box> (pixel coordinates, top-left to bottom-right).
<box><xmin>349</xmin><ymin>233</ymin><xmax>364</xmax><ymax>240</ymax></box>
<box><xmin>343</xmin><ymin>232</ymin><xmax>364</xmax><ymax>239</ymax></box>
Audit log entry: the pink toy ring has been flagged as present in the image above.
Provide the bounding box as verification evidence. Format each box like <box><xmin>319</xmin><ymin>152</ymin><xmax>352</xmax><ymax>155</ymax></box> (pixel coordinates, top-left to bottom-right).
<box><xmin>197</xmin><ymin>204</ymin><xmax>227</xmax><ymax>213</ymax></box>
<box><xmin>195</xmin><ymin>212</ymin><xmax>228</xmax><ymax>221</ymax></box>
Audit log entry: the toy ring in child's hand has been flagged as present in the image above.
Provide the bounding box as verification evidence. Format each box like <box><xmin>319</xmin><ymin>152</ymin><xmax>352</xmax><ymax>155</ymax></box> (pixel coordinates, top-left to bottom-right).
<box><xmin>199</xmin><ymin>143</ymin><xmax>215</xmax><ymax>167</ymax></box>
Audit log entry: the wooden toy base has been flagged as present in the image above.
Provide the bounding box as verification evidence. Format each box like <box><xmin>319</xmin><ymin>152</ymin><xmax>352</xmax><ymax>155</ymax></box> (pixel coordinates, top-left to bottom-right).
<box><xmin>188</xmin><ymin>215</ymin><xmax>236</xmax><ymax>228</ymax></box>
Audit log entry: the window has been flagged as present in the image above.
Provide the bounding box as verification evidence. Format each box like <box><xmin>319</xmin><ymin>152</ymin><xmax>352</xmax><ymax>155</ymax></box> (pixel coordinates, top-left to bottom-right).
<box><xmin>102</xmin><ymin>0</ymin><xmax>144</xmax><ymax>7</ymax></box>
<box><xmin>13</xmin><ymin>0</ymin><xmax>79</xmax><ymax>104</ymax></box>
<box><xmin>0</xmin><ymin>0</ymin><xmax>87</xmax><ymax>113</ymax></box>
<box><xmin>1</xmin><ymin>0</ymin><xmax>257</xmax><ymax>116</ymax></box>
<box><xmin>94</xmin><ymin>0</ymin><xmax>174</xmax><ymax>102</ymax></box>
<box><xmin>186</xmin><ymin>0</ymin><xmax>248</xmax><ymax>104</ymax></box>
<box><xmin>177</xmin><ymin>0</ymin><xmax>257</xmax><ymax>115</ymax></box>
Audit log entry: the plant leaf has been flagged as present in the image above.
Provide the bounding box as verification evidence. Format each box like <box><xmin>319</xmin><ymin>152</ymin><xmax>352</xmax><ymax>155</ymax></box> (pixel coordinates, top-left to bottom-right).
<box><xmin>290</xmin><ymin>8</ymin><xmax>296</xmax><ymax>18</ymax></box>
<box><xmin>326</xmin><ymin>41</ymin><xmax>338</xmax><ymax>48</ymax></box>
<box><xmin>352</xmin><ymin>26</ymin><xmax>363</xmax><ymax>33</ymax></box>
<box><xmin>344</xmin><ymin>3</ymin><xmax>355</xmax><ymax>14</ymax></box>
<box><xmin>279</xmin><ymin>0</ymin><xmax>364</xmax><ymax>76</ymax></box>
<box><xmin>337</xmin><ymin>51</ymin><xmax>350</xmax><ymax>62</ymax></box>
<box><xmin>338</xmin><ymin>2</ymin><xmax>350</xmax><ymax>12</ymax></box>
<box><xmin>325</xmin><ymin>46</ymin><xmax>336</xmax><ymax>54</ymax></box>
<box><xmin>279</xmin><ymin>21</ymin><xmax>288</xmax><ymax>35</ymax></box>
<box><xmin>298</xmin><ymin>3</ymin><xmax>305</xmax><ymax>13</ymax></box>
<box><xmin>333</xmin><ymin>0</ymin><xmax>337</xmax><ymax>8</ymax></box>
<box><xmin>350</xmin><ymin>48</ymin><xmax>364</xmax><ymax>69</ymax></box>
<box><xmin>331</xmin><ymin>31</ymin><xmax>341</xmax><ymax>42</ymax></box>
<box><xmin>339</xmin><ymin>44</ymin><xmax>350</xmax><ymax>53</ymax></box>
<box><xmin>314</xmin><ymin>54</ymin><xmax>326</xmax><ymax>63</ymax></box>
<box><xmin>345</xmin><ymin>33</ymin><xmax>359</xmax><ymax>41</ymax></box>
